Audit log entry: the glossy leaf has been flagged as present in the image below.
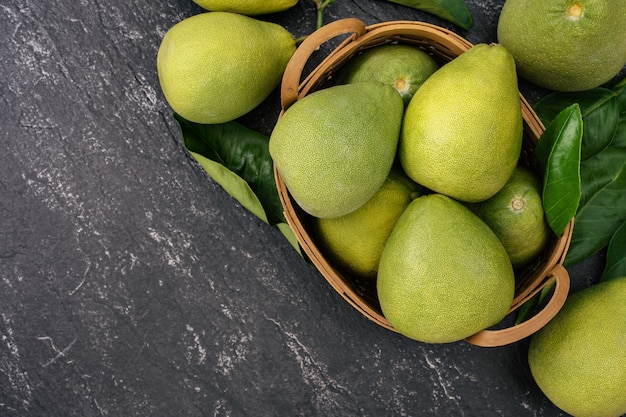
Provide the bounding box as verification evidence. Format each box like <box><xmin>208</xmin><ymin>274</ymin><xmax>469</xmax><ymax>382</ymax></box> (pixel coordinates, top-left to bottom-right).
<box><xmin>534</xmin><ymin>85</ymin><xmax>626</xmax><ymax>266</ymax></box>
<box><xmin>535</xmin><ymin>104</ymin><xmax>582</xmax><ymax>236</ymax></box>
<box><xmin>612</xmin><ymin>78</ymin><xmax>626</xmax><ymax>148</ymax></box>
<box><xmin>564</xmin><ymin>148</ymin><xmax>626</xmax><ymax>266</ymax></box>
<box><xmin>579</xmin><ymin>147</ymin><xmax>626</xmax><ymax>208</ymax></box>
<box><xmin>175</xmin><ymin>114</ymin><xmax>302</xmax><ymax>253</ymax></box>
<box><xmin>276</xmin><ymin>222</ymin><xmax>301</xmax><ymax>253</ymax></box>
<box><xmin>601</xmin><ymin>220</ymin><xmax>626</xmax><ymax>282</ymax></box>
<box><xmin>174</xmin><ymin>114</ymin><xmax>285</xmax><ymax>226</ymax></box>
<box><xmin>190</xmin><ymin>151</ymin><xmax>271</xmax><ymax>223</ymax></box>
<box><xmin>534</xmin><ymin>88</ymin><xmax>619</xmax><ymax>160</ymax></box>
<box><xmin>515</xmin><ymin>280</ymin><xmax>555</xmax><ymax>325</ymax></box>
<box><xmin>386</xmin><ymin>0</ymin><xmax>473</xmax><ymax>30</ymax></box>
<box><xmin>188</xmin><ymin>153</ymin><xmax>301</xmax><ymax>252</ymax></box>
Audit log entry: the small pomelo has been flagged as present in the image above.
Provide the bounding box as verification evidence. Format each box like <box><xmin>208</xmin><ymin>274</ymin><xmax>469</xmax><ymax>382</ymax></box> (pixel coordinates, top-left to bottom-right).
<box><xmin>269</xmin><ymin>82</ymin><xmax>404</xmax><ymax>219</ymax></box>
<box><xmin>469</xmin><ymin>165</ymin><xmax>550</xmax><ymax>268</ymax></box>
<box><xmin>377</xmin><ymin>194</ymin><xmax>515</xmax><ymax>343</ymax></box>
<box><xmin>497</xmin><ymin>0</ymin><xmax>626</xmax><ymax>92</ymax></box>
<box><xmin>313</xmin><ymin>169</ymin><xmax>419</xmax><ymax>279</ymax></box>
<box><xmin>335</xmin><ymin>44</ymin><xmax>439</xmax><ymax>107</ymax></box>
<box><xmin>528</xmin><ymin>276</ymin><xmax>626</xmax><ymax>417</ymax></box>
<box><xmin>192</xmin><ymin>0</ymin><xmax>298</xmax><ymax>15</ymax></box>
<box><xmin>157</xmin><ymin>12</ymin><xmax>295</xmax><ymax>124</ymax></box>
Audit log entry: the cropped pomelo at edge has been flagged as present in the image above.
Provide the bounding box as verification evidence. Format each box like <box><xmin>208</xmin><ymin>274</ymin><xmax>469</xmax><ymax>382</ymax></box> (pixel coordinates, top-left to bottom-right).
<box><xmin>497</xmin><ymin>0</ymin><xmax>626</xmax><ymax>92</ymax></box>
<box><xmin>528</xmin><ymin>276</ymin><xmax>626</xmax><ymax>417</ymax></box>
<box><xmin>192</xmin><ymin>0</ymin><xmax>298</xmax><ymax>15</ymax></box>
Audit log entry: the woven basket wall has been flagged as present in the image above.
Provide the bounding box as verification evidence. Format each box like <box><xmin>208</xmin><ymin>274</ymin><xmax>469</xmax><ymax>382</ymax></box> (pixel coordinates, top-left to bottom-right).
<box><xmin>274</xmin><ymin>19</ymin><xmax>574</xmax><ymax>347</ymax></box>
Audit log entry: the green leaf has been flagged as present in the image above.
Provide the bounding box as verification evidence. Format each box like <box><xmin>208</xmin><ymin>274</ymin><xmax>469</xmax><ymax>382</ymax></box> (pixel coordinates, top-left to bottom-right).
<box><xmin>564</xmin><ymin>148</ymin><xmax>626</xmax><ymax>266</ymax></box>
<box><xmin>515</xmin><ymin>280</ymin><xmax>555</xmax><ymax>325</ymax></box>
<box><xmin>611</xmin><ymin>79</ymin><xmax>626</xmax><ymax>148</ymax></box>
<box><xmin>276</xmin><ymin>222</ymin><xmax>302</xmax><ymax>255</ymax></box>
<box><xmin>601</xmin><ymin>220</ymin><xmax>626</xmax><ymax>282</ymax></box>
<box><xmin>386</xmin><ymin>0</ymin><xmax>473</xmax><ymax>30</ymax></box>
<box><xmin>535</xmin><ymin>104</ymin><xmax>583</xmax><ymax>236</ymax></box>
<box><xmin>579</xmin><ymin>147</ymin><xmax>626</xmax><ymax>208</ymax></box>
<box><xmin>188</xmin><ymin>151</ymin><xmax>269</xmax><ymax>223</ymax></box>
<box><xmin>174</xmin><ymin>114</ymin><xmax>286</xmax><ymax>227</ymax></box>
<box><xmin>534</xmin><ymin>88</ymin><xmax>619</xmax><ymax>161</ymax></box>
<box><xmin>533</xmin><ymin>85</ymin><xmax>626</xmax><ymax>266</ymax></box>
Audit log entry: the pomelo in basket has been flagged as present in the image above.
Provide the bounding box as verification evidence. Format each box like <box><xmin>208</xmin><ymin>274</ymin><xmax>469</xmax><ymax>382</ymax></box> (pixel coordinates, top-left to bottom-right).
<box><xmin>269</xmin><ymin>82</ymin><xmax>404</xmax><ymax>219</ymax></box>
<box><xmin>528</xmin><ymin>276</ymin><xmax>626</xmax><ymax>417</ymax></box>
<box><xmin>469</xmin><ymin>165</ymin><xmax>550</xmax><ymax>268</ymax></box>
<box><xmin>399</xmin><ymin>43</ymin><xmax>523</xmax><ymax>203</ymax></box>
<box><xmin>335</xmin><ymin>44</ymin><xmax>439</xmax><ymax>107</ymax></box>
<box><xmin>313</xmin><ymin>168</ymin><xmax>419</xmax><ymax>279</ymax></box>
<box><xmin>377</xmin><ymin>194</ymin><xmax>515</xmax><ymax>343</ymax></box>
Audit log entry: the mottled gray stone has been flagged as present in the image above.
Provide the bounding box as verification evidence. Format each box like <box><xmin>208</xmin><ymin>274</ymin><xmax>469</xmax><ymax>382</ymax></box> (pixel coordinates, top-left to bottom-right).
<box><xmin>0</xmin><ymin>0</ymin><xmax>606</xmax><ymax>416</ymax></box>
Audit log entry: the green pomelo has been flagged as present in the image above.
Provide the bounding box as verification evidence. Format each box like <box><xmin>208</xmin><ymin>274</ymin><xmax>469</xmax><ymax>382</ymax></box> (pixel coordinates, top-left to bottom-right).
<box><xmin>470</xmin><ymin>165</ymin><xmax>550</xmax><ymax>268</ymax></box>
<box><xmin>192</xmin><ymin>0</ymin><xmax>298</xmax><ymax>15</ymax></box>
<box><xmin>377</xmin><ymin>194</ymin><xmax>515</xmax><ymax>343</ymax></box>
<box><xmin>269</xmin><ymin>82</ymin><xmax>404</xmax><ymax>219</ymax></box>
<box><xmin>400</xmin><ymin>43</ymin><xmax>523</xmax><ymax>203</ymax></box>
<box><xmin>313</xmin><ymin>169</ymin><xmax>419</xmax><ymax>279</ymax></box>
<box><xmin>497</xmin><ymin>0</ymin><xmax>626</xmax><ymax>92</ymax></box>
<box><xmin>528</xmin><ymin>277</ymin><xmax>626</xmax><ymax>417</ymax></box>
<box><xmin>157</xmin><ymin>12</ymin><xmax>295</xmax><ymax>124</ymax></box>
<box><xmin>335</xmin><ymin>44</ymin><xmax>439</xmax><ymax>107</ymax></box>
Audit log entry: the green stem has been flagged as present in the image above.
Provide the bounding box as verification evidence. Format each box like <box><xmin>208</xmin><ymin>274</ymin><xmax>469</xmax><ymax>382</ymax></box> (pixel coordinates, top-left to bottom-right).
<box><xmin>315</xmin><ymin>0</ymin><xmax>336</xmax><ymax>29</ymax></box>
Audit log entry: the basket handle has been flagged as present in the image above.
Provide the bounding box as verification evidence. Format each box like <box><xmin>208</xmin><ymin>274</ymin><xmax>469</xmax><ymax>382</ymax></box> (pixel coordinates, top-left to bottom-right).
<box><xmin>281</xmin><ymin>18</ymin><xmax>367</xmax><ymax>110</ymax></box>
<box><xmin>465</xmin><ymin>263</ymin><xmax>570</xmax><ymax>347</ymax></box>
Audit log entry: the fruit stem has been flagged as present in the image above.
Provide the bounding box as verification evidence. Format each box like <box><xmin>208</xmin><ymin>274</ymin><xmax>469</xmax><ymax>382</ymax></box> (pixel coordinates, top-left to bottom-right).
<box><xmin>313</xmin><ymin>0</ymin><xmax>336</xmax><ymax>29</ymax></box>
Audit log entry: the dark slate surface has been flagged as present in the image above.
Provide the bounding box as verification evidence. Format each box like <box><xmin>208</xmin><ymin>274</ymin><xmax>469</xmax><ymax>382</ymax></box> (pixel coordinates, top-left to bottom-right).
<box><xmin>0</xmin><ymin>0</ymin><xmax>608</xmax><ymax>416</ymax></box>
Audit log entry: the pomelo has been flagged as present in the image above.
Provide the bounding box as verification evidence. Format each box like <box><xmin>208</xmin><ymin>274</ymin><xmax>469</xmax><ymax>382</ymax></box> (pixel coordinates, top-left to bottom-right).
<box><xmin>528</xmin><ymin>276</ymin><xmax>626</xmax><ymax>417</ymax></box>
<box><xmin>377</xmin><ymin>194</ymin><xmax>515</xmax><ymax>343</ymax></box>
<box><xmin>497</xmin><ymin>0</ymin><xmax>626</xmax><ymax>91</ymax></box>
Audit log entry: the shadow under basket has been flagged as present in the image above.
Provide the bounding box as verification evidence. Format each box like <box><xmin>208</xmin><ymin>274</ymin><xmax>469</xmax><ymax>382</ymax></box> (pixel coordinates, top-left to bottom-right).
<box><xmin>273</xmin><ymin>18</ymin><xmax>574</xmax><ymax>347</ymax></box>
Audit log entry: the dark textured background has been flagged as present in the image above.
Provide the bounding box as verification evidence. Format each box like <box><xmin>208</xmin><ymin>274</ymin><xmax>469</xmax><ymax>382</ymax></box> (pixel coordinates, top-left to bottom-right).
<box><xmin>0</xmin><ymin>0</ymin><xmax>610</xmax><ymax>416</ymax></box>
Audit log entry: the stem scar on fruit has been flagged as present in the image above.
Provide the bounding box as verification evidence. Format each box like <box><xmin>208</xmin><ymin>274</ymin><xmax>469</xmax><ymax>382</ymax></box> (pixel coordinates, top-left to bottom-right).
<box><xmin>566</xmin><ymin>3</ymin><xmax>584</xmax><ymax>20</ymax></box>
<box><xmin>511</xmin><ymin>197</ymin><xmax>525</xmax><ymax>211</ymax></box>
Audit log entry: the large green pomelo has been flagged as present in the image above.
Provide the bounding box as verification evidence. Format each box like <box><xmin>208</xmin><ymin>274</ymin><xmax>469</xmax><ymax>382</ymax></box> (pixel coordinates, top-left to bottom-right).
<box><xmin>400</xmin><ymin>44</ymin><xmax>523</xmax><ymax>203</ymax></box>
<box><xmin>469</xmin><ymin>165</ymin><xmax>550</xmax><ymax>268</ymax></box>
<box><xmin>377</xmin><ymin>194</ymin><xmax>515</xmax><ymax>343</ymax></box>
<box><xmin>157</xmin><ymin>12</ymin><xmax>295</xmax><ymax>124</ymax></box>
<box><xmin>270</xmin><ymin>82</ymin><xmax>404</xmax><ymax>219</ymax></box>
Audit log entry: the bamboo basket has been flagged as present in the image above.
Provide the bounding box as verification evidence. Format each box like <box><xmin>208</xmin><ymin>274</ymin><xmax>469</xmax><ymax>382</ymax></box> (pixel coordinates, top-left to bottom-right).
<box><xmin>273</xmin><ymin>18</ymin><xmax>574</xmax><ymax>347</ymax></box>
